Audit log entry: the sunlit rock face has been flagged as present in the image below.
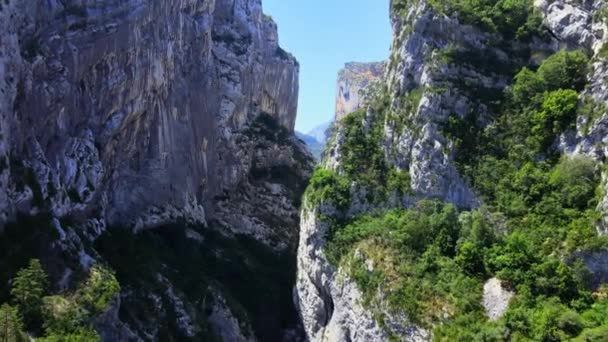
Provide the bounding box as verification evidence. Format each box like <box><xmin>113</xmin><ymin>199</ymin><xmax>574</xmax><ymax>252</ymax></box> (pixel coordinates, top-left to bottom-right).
<box><xmin>296</xmin><ymin>0</ymin><xmax>608</xmax><ymax>341</ymax></box>
<box><xmin>0</xmin><ymin>0</ymin><xmax>301</xmax><ymax>229</ymax></box>
<box><xmin>335</xmin><ymin>62</ymin><xmax>385</xmax><ymax>121</ymax></box>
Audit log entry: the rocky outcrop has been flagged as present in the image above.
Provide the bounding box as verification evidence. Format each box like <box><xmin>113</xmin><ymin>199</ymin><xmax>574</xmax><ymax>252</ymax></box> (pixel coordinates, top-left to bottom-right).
<box><xmin>335</xmin><ymin>62</ymin><xmax>385</xmax><ymax>121</ymax></box>
<box><xmin>570</xmin><ymin>249</ymin><xmax>608</xmax><ymax>290</ymax></box>
<box><xmin>0</xmin><ymin>0</ymin><xmax>312</xmax><ymax>340</ymax></box>
<box><xmin>537</xmin><ymin>0</ymin><xmax>605</xmax><ymax>51</ymax></box>
<box><xmin>208</xmin><ymin>292</ymin><xmax>256</xmax><ymax>342</ymax></box>
<box><xmin>482</xmin><ymin>278</ymin><xmax>514</xmax><ymax>321</ymax></box>
<box><xmin>296</xmin><ymin>206</ymin><xmax>428</xmax><ymax>341</ymax></box>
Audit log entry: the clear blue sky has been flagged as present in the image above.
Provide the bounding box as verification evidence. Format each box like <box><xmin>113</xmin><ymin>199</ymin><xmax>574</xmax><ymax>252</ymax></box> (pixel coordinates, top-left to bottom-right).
<box><xmin>263</xmin><ymin>0</ymin><xmax>392</xmax><ymax>133</ymax></box>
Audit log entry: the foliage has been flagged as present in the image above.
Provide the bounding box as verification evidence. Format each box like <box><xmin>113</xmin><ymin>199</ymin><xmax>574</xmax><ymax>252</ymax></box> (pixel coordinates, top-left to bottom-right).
<box><xmin>42</xmin><ymin>296</ymin><xmax>88</xmax><ymax>336</ymax></box>
<box><xmin>0</xmin><ymin>304</ymin><xmax>27</xmax><ymax>342</ymax></box>
<box><xmin>304</xmin><ymin>168</ymin><xmax>351</xmax><ymax>210</ymax></box>
<box><xmin>10</xmin><ymin>259</ymin><xmax>47</xmax><ymax>327</ymax></box>
<box><xmin>339</xmin><ymin>109</ymin><xmax>390</xmax><ymax>198</ymax></box>
<box><xmin>304</xmin><ymin>88</ymin><xmax>413</xmax><ymax>211</ymax></box>
<box><xmin>387</xmin><ymin>168</ymin><xmax>412</xmax><ymax>196</ymax></box>
<box><xmin>536</xmin><ymin>50</ymin><xmax>589</xmax><ymax>92</ymax></box>
<box><xmin>76</xmin><ymin>265</ymin><xmax>120</xmax><ymax>314</ymax></box>
<box><xmin>325</xmin><ymin>201</ymin><xmax>483</xmax><ymax>325</ymax></box>
<box><xmin>37</xmin><ymin>328</ymin><xmax>100</xmax><ymax>342</ymax></box>
<box><xmin>41</xmin><ymin>265</ymin><xmax>118</xmax><ymax>337</ymax></box>
<box><xmin>312</xmin><ymin>44</ymin><xmax>606</xmax><ymax>339</ymax></box>
<box><xmin>0</xmin><ymin>261</ymin><xmax>119</xmax><ymax>340</ymax></box>
<box><xmin>424</xmin><ymin>0</ymin><xmax>544</xmax><ymax>39</ymax></box>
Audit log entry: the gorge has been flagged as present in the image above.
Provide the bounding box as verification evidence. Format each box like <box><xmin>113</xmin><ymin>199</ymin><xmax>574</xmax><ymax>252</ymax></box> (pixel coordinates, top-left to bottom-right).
<box><xmin>1</xmin><ymin>0</ymin><xmax>608</xmax><ymax>341</ymax></box>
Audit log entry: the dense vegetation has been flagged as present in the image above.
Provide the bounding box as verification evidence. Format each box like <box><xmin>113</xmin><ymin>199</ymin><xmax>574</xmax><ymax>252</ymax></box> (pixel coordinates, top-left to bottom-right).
<box><xmin>0</xmin><ymin>260</ymin><xmax>119</xmax><ymax>342</ymax></box>
<box><xmin>393</xmin><ymin>0</ymin><xmax>544</xmax><ymax>40</ymax></box>
<box><xmin>305</xmin><ymin>24</ymin><xmax>608</xmax><ymax>341</ymax></box>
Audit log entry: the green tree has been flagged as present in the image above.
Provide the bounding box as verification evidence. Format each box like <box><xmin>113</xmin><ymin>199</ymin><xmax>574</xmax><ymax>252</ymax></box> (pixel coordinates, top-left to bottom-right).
<box><xmin>305</xmin><ymin>168</ymin><xmax>351</xmax><ymax>210</ymax></box>
<box><xmin>537</xmin><ymin>50</ymin><xmax>589</xmax><ymax>92</ymax></box>
<box><xmin>0</xmin><ymin>304</ymin><xmax>26</xmax><ymax>342</ymax></box>
<box><xmin>549</xmin><ymin>156</ymin><xmax>599</xmax><ymax>210</ymax></box>
<box><xmin>430</xmin><ymin>203</ymin><xmax>460</xmax><ymax>256</ymax></box>
<box><xmin>455</xmin><ymin>241</ymin><xmax>485</xmax><ymax>276</ymax></box>
<box><xmin>532</xmin><ymin>89</ymin><xmax>579</xmax><ymax>147</ymax></box>
<box><xmin>38</xmin><ymin>328</ymin><xmax>100</xmax><ymax>342</ymax></box>
<box><xmin>10</xmin><ymin>259</ymin><xmax>48</xmax><ymax>327</ymax></box>
<box><xmin>510</xmin><ymin>67</ymin><xmax>544</xmax><ymax>109</ymax></box>
<box><xmin>487</xmin><ymin>232</ymin><xmax>538</xmax><ymax>285</ymax></box>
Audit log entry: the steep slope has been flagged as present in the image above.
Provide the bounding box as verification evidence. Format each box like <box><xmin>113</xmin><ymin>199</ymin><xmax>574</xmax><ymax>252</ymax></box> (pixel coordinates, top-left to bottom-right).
<box><xmin>0</xmin><ymin>0</ymin><xmax>312</xmax><ymax>341</ymax></box>
<box><xmin>297</xmin><ymin>0</ymin><xmax>608</xmax><ymax>341</ymax></box>
<box><xmin>300</xmin><ymin>61</ymin><xmax>384</xmax><ymax>163</ymax></box>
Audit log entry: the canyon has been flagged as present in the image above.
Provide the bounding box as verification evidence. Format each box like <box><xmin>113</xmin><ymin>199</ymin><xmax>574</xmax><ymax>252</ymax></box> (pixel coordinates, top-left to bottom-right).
<box><xmin>1</xmin><ymin>0</ymin><xmax>608</xmax><ymax>341</ymax></box>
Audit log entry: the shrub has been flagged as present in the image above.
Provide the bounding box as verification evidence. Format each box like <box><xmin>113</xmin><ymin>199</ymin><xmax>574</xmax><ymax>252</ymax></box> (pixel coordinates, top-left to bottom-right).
<box><xmin>455</xmin><ymin>241</ymin><xmax>486</xmax><ymax>276</ymax></box>
<box><xmin>532</xmin><ymin>89</ymin><xmax>579</xmax><ymax>147</ymax></box>
<box><xmin>42</xmin><ymin>296</ymin><xmax>88</xmax><ymax>335</ymax></box>
<box><xmin>510</xmin><ymin>67</ymin><xmax>544</xmax><ymax>109</ymax></box>
<box><xmin>487</xmin><ymin>232</ymin><xmax>538</xmax><ymax>285</ymax></box>
<box><xmin>549</xmin><ymin>156</ymin><xmax>599</xmax><ymax>210</ymax></box>
<box><xmin>426</xmin><ymin>0</ymin><xmax>542</xmax><ymax>39</ymax></box>
<box><xmin>76</xmin><ymin>265</ymin><xmax>120</xmax><ymax>314</ymax></box>
<box><xmin>38</xmin><ymin>328</ymin><xmax>100</xmax><ymax>342</ymax></box>
<box><xmin>537</xmin><ymin>50</ymin><xmax>589</xmax><ymax>92</ymax></box>
<box><xmin>387</xmin><ymin>168</ymin><xmax>412</xmax><ymax>196</ymax></box>
<box><xmin>304</xmin><ymin>168</ymin><xmax>351</xmax><ymax>210</ymax></box>
<box><xmin>340</xmin><ymin>110</ymin><xmax>387</xmax><ymax>184</ymax></box>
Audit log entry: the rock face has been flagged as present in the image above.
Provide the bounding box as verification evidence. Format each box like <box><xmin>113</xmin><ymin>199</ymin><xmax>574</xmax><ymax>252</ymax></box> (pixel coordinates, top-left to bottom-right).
<box><xmin>0</xmin><ymin>0</ymin><xmax>312</xmax><ymax>340</ymax></box>
<box><xmin>0</xmin><ymin>0</ymin><xmax>301</xmax><ymax>229</ymax></box>
<box><xmin>335</xmin><ymin>62</ymin><xmax>385</xmax><ymax>121</ymax></box>
<box><xmin>571</xmin><ymin>249</ymin><xmax>608</xmax><ymax>290</ymax></box>
<box><xmin>296</xmin><ymin>207</ymin><xmax>428</xmax><ymax>341</ymax></box>
<box><xmin>296</xmin><ymin>0</ymin><xmax>608</xmax><ymax>341</ymax></box>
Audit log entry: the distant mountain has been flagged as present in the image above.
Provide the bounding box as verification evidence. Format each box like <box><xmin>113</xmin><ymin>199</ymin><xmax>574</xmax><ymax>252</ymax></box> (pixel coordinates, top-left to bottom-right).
<box><xmin>296</xmin><ymin>131</ymin><xmax>324</xmax><ymax>161</ymax></box>
<box><xmin>296</xmin><ymin>121</ymin><xmax>333</xmax><ymax>161</ymax></box>
<box><xmin>306</xmin><ymin>121</ymin><xmax>332</xmax><ymax>144</ymax></box>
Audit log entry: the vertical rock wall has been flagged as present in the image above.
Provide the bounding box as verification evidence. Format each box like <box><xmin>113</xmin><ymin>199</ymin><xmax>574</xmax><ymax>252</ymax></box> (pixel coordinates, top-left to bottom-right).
<box><xmin>0</xmin><ymin>0</ymin><xmax>301</xmax><ymax>230</ymax></box>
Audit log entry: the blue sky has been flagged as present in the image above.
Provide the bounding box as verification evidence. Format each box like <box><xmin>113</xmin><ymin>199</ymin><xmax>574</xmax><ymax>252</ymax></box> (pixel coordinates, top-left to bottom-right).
<box><xmin>263</xmin><ymin>0</ymin><xmax>392</xmax><ymax>133</ymax></box>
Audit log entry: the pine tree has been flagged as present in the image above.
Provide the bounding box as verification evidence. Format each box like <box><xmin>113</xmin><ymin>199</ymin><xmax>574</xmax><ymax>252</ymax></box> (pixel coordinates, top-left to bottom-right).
<box><xmin>0</xmin><ymin>304</ymin><xmax>26</xmax><ymax>342</ymax></box>
<box><xmin>10</xmin><ymin>259</ymin><xmax>48</xmax><ymax>327</ymax></box>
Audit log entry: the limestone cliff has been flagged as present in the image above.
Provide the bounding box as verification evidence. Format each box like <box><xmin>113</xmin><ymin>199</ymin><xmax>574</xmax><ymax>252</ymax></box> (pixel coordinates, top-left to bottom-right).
<box><xmin>335</xmin><ymin>62</ymin><xmax>385</xmax><ymax>121</ymax></box>
<box><xmin>296</xmin><ymin>0</ymin><xmax>608</xmax><ymax>341</ymax></box>
<box><xmin>0</xmin><ymin>0</ymin><xmax>312</xmax><ymax>340</ymax></box>
<box><xmin>0</xmin><ymin>0</ymin><xmax>301</xmax><ymax>229</ymax></box>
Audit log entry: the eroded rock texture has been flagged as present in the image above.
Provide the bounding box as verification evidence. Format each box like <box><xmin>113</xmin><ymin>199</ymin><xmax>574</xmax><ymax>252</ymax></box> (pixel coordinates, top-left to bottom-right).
<box><xmin>0</xmin><ymin>0</ymin><xmax>312</xmax><ymax>340</ymax></box>
<box><xmin>0</xmin><ymin>0</ymin><xmax>301</xmax><ymax>228</ymax></box>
